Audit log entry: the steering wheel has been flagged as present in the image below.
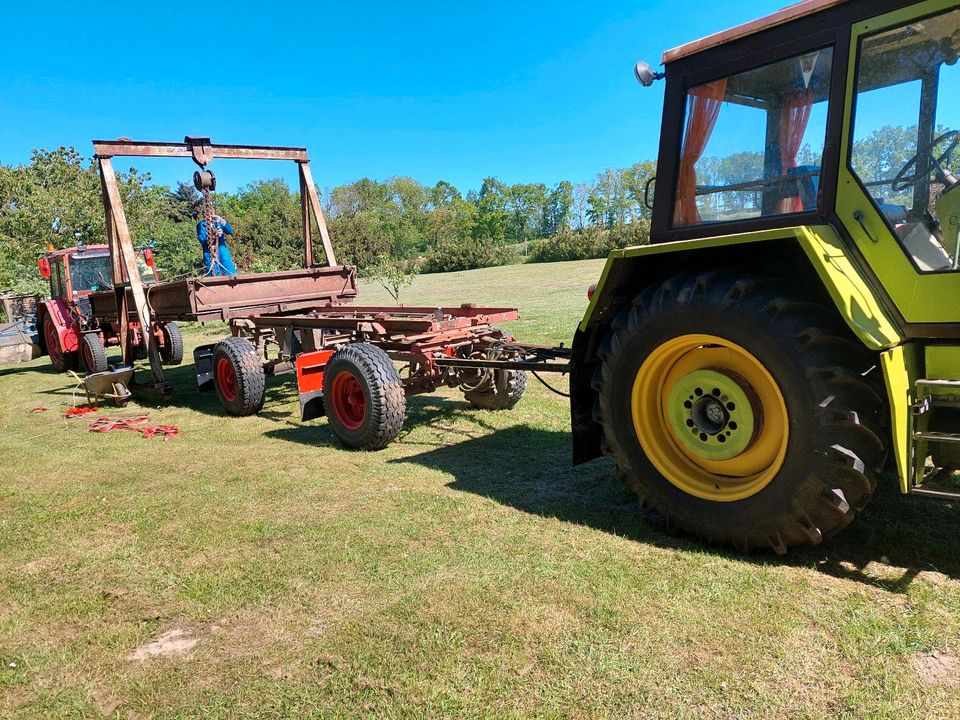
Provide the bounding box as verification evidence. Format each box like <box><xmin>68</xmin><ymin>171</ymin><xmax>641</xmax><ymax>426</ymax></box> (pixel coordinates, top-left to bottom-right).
<box><xmin>891</xmin><ymin>130</ymin><xmax>960</xmax><ymax>193</ymax></box>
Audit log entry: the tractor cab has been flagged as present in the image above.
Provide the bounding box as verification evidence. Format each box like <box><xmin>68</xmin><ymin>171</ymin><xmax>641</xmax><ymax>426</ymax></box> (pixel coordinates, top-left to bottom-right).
<box><xmin>643</xmin><ymin>0</ymin><xmax>960</xmax><ymax>322</ymax></box>
<box><xmin>38</xmin><ymin>244</ymin><xmax>159</xmax><ymax>301</ymax></box>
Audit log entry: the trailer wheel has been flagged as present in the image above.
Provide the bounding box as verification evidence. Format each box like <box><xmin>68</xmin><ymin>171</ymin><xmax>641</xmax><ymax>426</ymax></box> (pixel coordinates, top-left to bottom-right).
<box><xmin>593</xmin><ymin>270</ymin><xmax>886</xmax><ymax>554</ymax></box>
<box><xmin>80</xmin><ymin>333</ymin><xmax>109</xmax><ymax>374</ymax></box>
<box><xmin>43</xmin><ymin>316</ymin><xmax>78</xmax><ymax>372</ymax></box>
<box><xmin>464</xmin><ymin>369</ymin><xmax>527</xmax><ymax>410</ymax></box>
<box><xmin>323</xmin><ymin>343</ymin><xmax>405</xmax><ymax>450</ymax></box>
<box><xmin>212</xmin><ymin>337</ymin><xmax>265</xmax><ymax>416</ymax></box>
<box><xmin>160</xmin><ymin>322</ymin><xmax>184</xmax><ymax>366</ymax></box>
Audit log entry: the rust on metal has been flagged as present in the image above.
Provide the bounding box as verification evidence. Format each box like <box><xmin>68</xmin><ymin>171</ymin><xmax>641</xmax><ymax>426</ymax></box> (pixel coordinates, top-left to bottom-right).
<box><xmin>661</xmin><ymin>0</ymin><xmax>848</xmax><ymax>64</ymax></box>
<box><xmin>88</xmin><ymin>266</ymin><xmax>359</xmax><ymax>323</ymax></box>
<box><xmin>93</xmin><ymin>139</ymin><xmax>309</xmax><ymax>162</ymax></box>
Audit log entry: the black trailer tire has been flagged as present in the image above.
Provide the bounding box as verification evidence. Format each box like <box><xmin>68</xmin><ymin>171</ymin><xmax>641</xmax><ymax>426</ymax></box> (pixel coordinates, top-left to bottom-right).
<box><xmin>323</xmin><ymin>343</ymin><xmax>405</xmax><ymax>450</ymax></box>
<box><xmin>160</xmin><ymin>322</ymin><xmax>184</xmax><ymax>366</ymax></box>
<box><xmin>43</xmin><ymin>316</ymin><xmax>79</xmax><ymax>372</ymax></box>
<box><xmin>80</xmin><ymin>333</ymin><xmax>109</xmax><ymax>374</ymax></box>
<box><xmin>593</xmin><ymin>270</ymin><xmax>887</xmax><ymax>554</ymax></box>
<box><xmin>212</xmin><ymin>337</ymin><xmax>265</xmax><ymax>416</ymax></box>
<box><xmin>464</xmin><ymin>369</ymin><xmax>527</xmax><ymax>410</ymax></box>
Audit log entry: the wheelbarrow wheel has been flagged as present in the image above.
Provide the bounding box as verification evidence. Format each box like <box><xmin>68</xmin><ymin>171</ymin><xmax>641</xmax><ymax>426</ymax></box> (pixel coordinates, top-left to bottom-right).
<box><xmin>323</xmin><ymin>343</ymin><xmax>405</xmax><ymax>450</ymax></box>
<box><xmin>212</xmin><ymin>337</ymin><xmax>265</xmax><ymax>416</ymax></box>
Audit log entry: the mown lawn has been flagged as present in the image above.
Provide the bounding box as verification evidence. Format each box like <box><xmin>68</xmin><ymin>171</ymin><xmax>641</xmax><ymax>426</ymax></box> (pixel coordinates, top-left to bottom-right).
<box><xmin>2</xmin><ymin>258</ymin><xmax>960</xmax><ymax>719</ymax></box>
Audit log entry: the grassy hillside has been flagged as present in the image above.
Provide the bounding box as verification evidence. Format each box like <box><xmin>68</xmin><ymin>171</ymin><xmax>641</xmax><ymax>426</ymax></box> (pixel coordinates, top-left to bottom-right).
<box><xmin>2</xmin><ymin>259</ymin><xmax>960</xmax><ymax>718</ymax></box>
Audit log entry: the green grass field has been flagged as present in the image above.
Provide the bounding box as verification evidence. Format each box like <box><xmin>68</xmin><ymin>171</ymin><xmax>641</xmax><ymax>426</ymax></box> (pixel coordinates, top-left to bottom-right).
<box><xmin>2</xmin><ymin>259</ymin><xmax>960</xmax><ymax>718</ymax></box>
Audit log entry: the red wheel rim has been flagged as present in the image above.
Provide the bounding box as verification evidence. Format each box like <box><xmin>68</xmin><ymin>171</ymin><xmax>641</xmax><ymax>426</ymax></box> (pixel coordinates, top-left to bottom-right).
<box><xmin>216</xmin><ymin>356</ymin><xmax>238</xmax><ymax>402</ymax></box>
<box><xmin>331</xmin><ymin>371</ymin><xmax>366</xmax><ymax>430</ymax></box>
<box><xmin>45</xmin><ymin>320</ymin><xmax>62</xmax><ymax>366</ymax></box>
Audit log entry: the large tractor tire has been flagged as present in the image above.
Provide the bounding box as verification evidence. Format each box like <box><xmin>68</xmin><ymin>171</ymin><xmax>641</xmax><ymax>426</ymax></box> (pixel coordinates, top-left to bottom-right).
<box><xmin>593</xmin><ymin>270</ymin><xmax>887</xmax><ymax>554</ymax></box>
<box><xmin>212</xmin><ymin>337</ymin><xmax>265</xmax><ymax>416</ymax></box>
<box><xmin>323</xmin><ymin>343</ymin><xmax>405</xmax><ymax>450</ymax></box>
<box><xmin>80</xmin><ymin>333</ymin><xmax>109</xmax><ymax>374</ymax></box>
<box><xmin>43</xmin><ymin>316</ymin><xmax>78</xmax><ymax>372</ymax></box>
<box><xmin>160</xmin><ymin>322</ymin><xmax>184</xmax><ymax>366</ymax></box>
<box><xmin>464</xmin><ymin>369</ymin><xmax>527</xmax><ymax>410</ymax></box>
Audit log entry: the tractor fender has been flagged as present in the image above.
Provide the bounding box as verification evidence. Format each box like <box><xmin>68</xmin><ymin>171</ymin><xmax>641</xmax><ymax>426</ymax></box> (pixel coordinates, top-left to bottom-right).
<box><xmin>37</xmin><ymin>298</ymin><xmax>80</xmax><ymax>355</ymax></box>
<box><xmin>570</xmin><ymin>224</ymin><xmax>909</xmax><ymax>473</ymax></box>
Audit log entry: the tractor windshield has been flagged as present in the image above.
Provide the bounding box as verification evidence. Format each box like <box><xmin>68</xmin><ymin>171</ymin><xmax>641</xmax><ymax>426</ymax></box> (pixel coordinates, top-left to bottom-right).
<box><xmin>68</xmin><ymin>251</ymin><xmax>158</xmax><ymax>293</ymax></box>
<box><xmin>851</xmin><ymin>8</ymin><xmax>960</xmax><ymax>272</ymax></box>
<box><xmin>673</xmin><ymin>47</ymin><xmax>834</xmax><ymax>226</ymax></box>
<box><xmin>68</xmin><ymin>253</ymin><xmax>113</xmax><ymax>293</ymax></box>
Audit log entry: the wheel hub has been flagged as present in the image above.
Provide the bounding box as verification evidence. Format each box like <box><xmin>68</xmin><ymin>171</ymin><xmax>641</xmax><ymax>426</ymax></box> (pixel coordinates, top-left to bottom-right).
<box><xmin>666</xmin><ymin>368</ymin><xmax>757</xmax><ymax>461</ymax></box>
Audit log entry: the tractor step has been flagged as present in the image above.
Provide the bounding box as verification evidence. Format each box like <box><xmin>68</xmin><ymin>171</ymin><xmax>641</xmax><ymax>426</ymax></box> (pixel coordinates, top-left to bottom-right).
<box><xmin>916</xmin><ymin>378</ymin><xmax>960</xmax><ymax>389</ymax></box>
<box><xmin>913</xmin><ymin>430</ymin><xmax>960</xmax><ymax>445</ymax></box>
<box><xmin>910</xmin><ymin>472</ymin><xmax>960</xmax><ymax>501</ymax></box>
<box><xmin>909</xmin><ymin>378</ymin><xmax>960</xmax><ymax>490</ymax></box>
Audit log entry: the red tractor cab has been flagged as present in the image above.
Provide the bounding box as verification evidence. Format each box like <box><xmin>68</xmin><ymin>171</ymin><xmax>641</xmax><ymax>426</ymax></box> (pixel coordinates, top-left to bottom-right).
<box><xmin>36</xmin><ymin>244</ymin><xmax>182</xmax><ymax>374</ymax></box>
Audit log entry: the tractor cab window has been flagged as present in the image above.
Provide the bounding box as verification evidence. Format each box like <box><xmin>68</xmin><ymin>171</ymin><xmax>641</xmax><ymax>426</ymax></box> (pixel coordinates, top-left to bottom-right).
<box><xmin>851</xmin><ymin>9</ymin><xmax>960</xmax><ymax>273</ymax></box>
<box><xmin>68</xmin><ymin>253</ymin><xmax>113</xmax><ymax>293</ymax></box>
<box><xmin>674</xmin><ymin>48</ymin><xmax>834</xmax><ymax>226</ymax></box>
<box><xmin>50</xmin><ymin>259</ymin><xmax>66</xmax><ymax>299</ymax></box>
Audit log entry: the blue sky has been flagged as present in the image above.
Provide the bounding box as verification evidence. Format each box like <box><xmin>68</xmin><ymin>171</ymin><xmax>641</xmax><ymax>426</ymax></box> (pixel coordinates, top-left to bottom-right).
<box><xmin>1</xmin><ymin>0</ymin><xmax>786</xmax><ymax>194</ymax></box>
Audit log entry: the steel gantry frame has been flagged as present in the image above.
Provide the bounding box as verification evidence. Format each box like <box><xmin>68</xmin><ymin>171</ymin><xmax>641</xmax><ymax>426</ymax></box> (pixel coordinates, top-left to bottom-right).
<box><xmin>93</xmin><ymin>136</ymin><xmax>338</xmax><ymax>390</ymax></box>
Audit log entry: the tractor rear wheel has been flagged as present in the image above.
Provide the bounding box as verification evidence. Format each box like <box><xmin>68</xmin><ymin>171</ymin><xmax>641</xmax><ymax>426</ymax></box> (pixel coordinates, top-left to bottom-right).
<box><xmin>212</xmin><ymin>337</ymin><xmax>265</xmax><ymax>416</ymax></box>
<box><xmin>593</xmin><ymin>270</ymin><xmax>886</xmax><ymax>554</ymax></box>
<box><xmin>464</xmin><ymin>369</ymin><xmax>527</xmax><ymax>410</ymax></box>
<box><xmin>160</xmin><ymin>322</ymin><xmax>184</xmax><ymax>366</ymax></box>
<box><xmin>323</xmin><ymin>343</ymin><xmax>405</xmax><ymax>450</ymax></box>
<box><xmin>80</xmin><ymin>333</ymin><xmax>109</xmax><ymax>374</ymax></box>
<box><xmin>43</xmin><ymin>316</ymin><xmax>78</xmax><ymax>372</ymax></box>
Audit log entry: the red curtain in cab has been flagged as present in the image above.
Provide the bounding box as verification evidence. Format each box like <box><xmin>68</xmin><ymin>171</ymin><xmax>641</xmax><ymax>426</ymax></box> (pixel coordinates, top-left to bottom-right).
<box><xmin>674</xmin><ymin>79</ymin><xmax>728</xmax><ymax>226</ymax></box>
<box><xmin>779</xmin><ymin>89</ymin><xmax>814</xmax><ymax>214</ymax></box>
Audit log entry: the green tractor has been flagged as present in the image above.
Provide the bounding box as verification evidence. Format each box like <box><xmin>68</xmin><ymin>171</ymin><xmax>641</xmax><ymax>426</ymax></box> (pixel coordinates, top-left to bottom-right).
<box><xmin>571</xmin><ymin>0</ymin><xmax>960</xmax><ymax>553</ymax></box>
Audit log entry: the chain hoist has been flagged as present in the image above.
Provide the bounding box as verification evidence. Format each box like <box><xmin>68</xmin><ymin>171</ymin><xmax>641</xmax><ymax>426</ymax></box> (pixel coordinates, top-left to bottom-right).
<box><xmin>193</xmin><ymin>168</ymin><xmax>219</xmax><ymax>272</ymax></box>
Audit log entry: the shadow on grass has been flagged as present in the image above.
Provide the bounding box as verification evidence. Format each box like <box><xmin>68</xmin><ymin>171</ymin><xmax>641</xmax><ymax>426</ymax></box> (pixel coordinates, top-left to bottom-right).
<box><xmin>0</xmin><ymin>361</ymin><xmax>65</xmax><ymax>379</ymax></box>
<box><xmin>393</xmin><ymin>423</ymin><xmax>960</xmax><ymax>590</ymax></box>
<box><xmin>262</xmin><ymin>395</ymin><xmax>504</xmax><ymax>449</ymax></box>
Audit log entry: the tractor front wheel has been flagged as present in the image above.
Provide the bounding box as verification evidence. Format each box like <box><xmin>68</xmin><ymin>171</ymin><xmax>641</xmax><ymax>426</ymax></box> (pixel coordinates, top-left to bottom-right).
<box><xmin>43</xmin><ymin>316</ymin><xmax>78</xmax><ymax>372</ymax></box>
<box><xmin>212</xmin><ymin>337</ymin><xmax>265</xmax><ymax>416</ymax></box>
<box><xmin>80</xmin><ymin>333</ymin><xmax>109</xmax><ymax>374</ymax></box>
<box><xmin>323</xmin><ymin>343</ymin><xmax>405</xmax><ymax>450</ymax></box>
<box><xmin>160</xmin><ymin>322</ymin><xmax>184</xmax><ymax>366</ymax></box>
<box><xmin>593</xmin><ymin>271</ymin><xmax>886</xmax><ymax>554</ymax></box>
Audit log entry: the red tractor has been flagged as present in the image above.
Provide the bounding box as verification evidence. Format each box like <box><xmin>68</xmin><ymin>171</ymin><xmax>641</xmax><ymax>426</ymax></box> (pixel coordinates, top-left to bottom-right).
<box><xmin>36</xmin><ymin>243</ymin><xmax>184</xmax><ymax>373</ymax></box>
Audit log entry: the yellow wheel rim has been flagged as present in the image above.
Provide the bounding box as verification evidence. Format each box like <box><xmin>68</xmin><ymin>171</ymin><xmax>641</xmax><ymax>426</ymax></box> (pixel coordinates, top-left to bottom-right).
<box><xmin>631</xmin><ymin>334</ymin><xmax>789</xmax><ymax>502</ymax></box>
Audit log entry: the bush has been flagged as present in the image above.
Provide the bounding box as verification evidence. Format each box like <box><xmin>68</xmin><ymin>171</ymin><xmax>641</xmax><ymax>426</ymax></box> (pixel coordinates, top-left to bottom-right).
<box><xmin>528</xmin><ymin>221</ymin><xmax>650</xmax><ymax>264</ymax></box>
<box><xmin>422</xmin><ymin>237</ymin><xmax>521</xmax><ymax>274</ymax></box>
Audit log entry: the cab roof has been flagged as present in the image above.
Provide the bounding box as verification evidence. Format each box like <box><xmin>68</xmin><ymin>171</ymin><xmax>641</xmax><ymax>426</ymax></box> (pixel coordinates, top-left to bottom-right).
<box><xmin>662</xmin><ymin>0</ymin><xmax>849</xmax><ymax>64</ymax></box>
<box><xmin>46</xmin><ymin>244</ymin><xmax>110</xmax><ymax>259</ymax></box>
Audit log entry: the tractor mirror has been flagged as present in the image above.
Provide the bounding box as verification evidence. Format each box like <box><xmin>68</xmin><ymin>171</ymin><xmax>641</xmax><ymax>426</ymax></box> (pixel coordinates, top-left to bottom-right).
<box><xmin>634</xmin><ymin>60</ymin><xmax>664</xmax><ymax>87</ymax></box>
<box><xmin>38</xmin><ymin>257</ymin><xmax>51</xmax><ymax>279</ymax></box>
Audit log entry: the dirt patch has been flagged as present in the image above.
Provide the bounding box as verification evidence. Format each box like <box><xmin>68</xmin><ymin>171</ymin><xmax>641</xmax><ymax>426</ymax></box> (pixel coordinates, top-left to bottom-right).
<box><xmin>916</xmin><ymin>651</ymin><xmax>959</xmax><ymax>687</ymax></box>
<box><xmin>127</xmin><ymin>627</ymin><xmax>199</xmax><ymax>661</ymax></box>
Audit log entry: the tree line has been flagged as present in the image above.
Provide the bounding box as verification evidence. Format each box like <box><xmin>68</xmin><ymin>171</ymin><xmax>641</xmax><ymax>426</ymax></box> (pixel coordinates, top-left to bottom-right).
<box><xmin>0</xmin><ymin>124</ymin><xmax>916</xmax><ymax>295</ymax></box>
<box><xmin>0</xmin><ymin>147</ymin><xmax>654</xmax><ymax>294</ymax></box>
